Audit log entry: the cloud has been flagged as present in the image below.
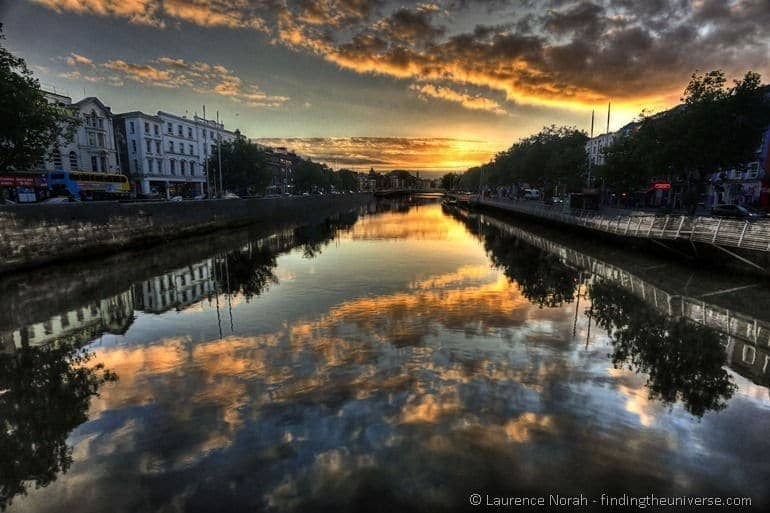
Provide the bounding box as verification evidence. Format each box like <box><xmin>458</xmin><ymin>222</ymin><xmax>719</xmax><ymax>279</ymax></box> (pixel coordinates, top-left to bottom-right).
<box><xmin>252</xmin><ymin>137</ymin><xmax>501</xmax><ymax>172</ymax></box>
<box><xmin>410</xmin><ymin>83</ymin><xmax>508</xmax><ymax>115</ymax></box>
<box><xmin>28</xmin><ymin>0</ymin><xmax>770</xmax><ymax>112</ymax></box>
<box><xmin>61</xmin><ymin>53</ymin><xmax>290</xmax><ymax>108</ymax></box>
<box><xmin>65</xmin><ymin>52</ymin><xmax>94</xmax><ymax>67</ymax></box>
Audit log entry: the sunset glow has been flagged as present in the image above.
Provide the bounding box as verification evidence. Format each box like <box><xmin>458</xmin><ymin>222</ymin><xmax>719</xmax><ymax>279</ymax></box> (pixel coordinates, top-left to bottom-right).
<box><xmin>4</xmin><ymin>0</ymin><xmax>770</xmax><ymax>171</ymax></box>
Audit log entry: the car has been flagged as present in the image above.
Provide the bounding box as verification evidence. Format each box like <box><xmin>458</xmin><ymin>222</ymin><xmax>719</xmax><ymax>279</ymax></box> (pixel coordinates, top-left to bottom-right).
<box><xmin>193</xmin><ymin>194</ymin><xmax>207</xmax><ymax>200</ymax></box>
<box><xmin>523</xmin><ymin>189</ymin><xmax>541</xmax><ymax>200</ymax></box>
<box><xmin>222</xmin><ymin>192</ymin><xmax>240</xmax><ymax>199</ymax></box>
<box><xmin>43</xmin><ymin>196</ymin><xmax>75</xmax><ymax>204</ymax></box>
<box><xmin>711</xmin><ymin>204</ymin><xmax>767</xmax><ymax>219</ymax></box>
<box><xmin>169</xmin><ymin>196</ymin><xmax>183</xmax><ymax>202</ymax></box>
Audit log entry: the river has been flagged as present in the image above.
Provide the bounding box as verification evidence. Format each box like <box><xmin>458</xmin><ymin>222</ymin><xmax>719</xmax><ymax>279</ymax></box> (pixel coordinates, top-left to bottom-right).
<box><xmin>1</xmin><ymin>196</ymin><xmax>769</xmax><ymax>512</ymax></box>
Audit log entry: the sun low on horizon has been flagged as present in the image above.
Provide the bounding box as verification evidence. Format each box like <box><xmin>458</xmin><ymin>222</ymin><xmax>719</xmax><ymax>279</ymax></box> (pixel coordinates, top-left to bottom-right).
<box><xmin>2</xmin><ymin>0</ymin><xmax>769</xmax><ymax>175</ymax></box>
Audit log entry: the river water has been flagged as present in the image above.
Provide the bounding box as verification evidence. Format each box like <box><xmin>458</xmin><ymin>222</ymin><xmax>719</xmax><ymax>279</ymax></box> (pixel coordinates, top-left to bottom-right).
<box><xmin>1</xmin><ymin>197</ymin><xmax>769</xmax><ymax>512</ymax></box>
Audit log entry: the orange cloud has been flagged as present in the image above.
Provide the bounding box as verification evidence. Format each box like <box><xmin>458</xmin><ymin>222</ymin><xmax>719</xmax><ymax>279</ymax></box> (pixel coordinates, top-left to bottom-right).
<box><xmin>63</xmin><ymin>54</ymin><xmax>290</xmax><ymax>108</ymax></box>
<box><xmin>253</xmin><ymin>137</ymin><xmax>501</xmax><ymax>172</ymax></box>
<box><xmin>410</xmin><ymin>83</ymin><xmax>508</xmax><ymax>115</ymax></box>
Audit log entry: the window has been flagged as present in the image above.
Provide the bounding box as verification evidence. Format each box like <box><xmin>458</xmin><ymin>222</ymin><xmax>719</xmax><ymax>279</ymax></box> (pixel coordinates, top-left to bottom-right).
<box><xmin>129</xmin><ymin>121</ymin><xmax>135</xmax><ymax>134</ymax></box>
<box><xmin>180</xmin><ymin>160</ymin><xmax>186</xmax><ymax>175</ymax></box>
<box><xmin>170</xmin><ymin>160</ymin><xmax>176</xmax><ymax>175</ymax></box>
<box><xmin>98</xmin><ymin>118</ymin><xmax>104</xmax><ymax>129</ymax></box>
<box><xmin>187</xmin><ymin>127</ymin><xmax>192</xmax><ymax>138</ymax></box>
<box><xmin>190</xmin><ymin>161</ymin><xmax>196</xmax><ymax>175</ymax></box>
<box><xmin>52</xmin><ymin>149</ymin><xmax>62</xmax><ymax>168</ymax></box>
<box><xmin>210</xmin><ymin>130</ymin><xmax>214</xmax><ymax>139</ymax></box>
<box><xmin>146</xmin><ymin>158</ymin><xmax>151</xmax><ymax>172</ymax></box>
<box><xmin>189</xmin><ymin>144</ymin><xmax>194</xmax><ymax>155</ymax></box>
<box><xmin>131</xmin><ymin>140</ymin><xmax>137</xmax><ymax>153</ymax></box>
<box><xmin>144</xmin><ymin>121</ymin><xmax>150</xmax><ymax>132</ymax></box>
<box><xmin>97</xmin><ymin>133</ymin><xmax>105</xmax><ymax>147</ymax></box>
<box><xmin>156</xmin><ymin>141</ymin><xmax>161</xmax><ymax>153</ymax></box>
<box><xmin>101</xmin><ymin>155</ymin><xmax>107</xmax><ymax>172</ymax></box>
<box><xmin>88</xmin><ymin>132</ymin><xmax>96</xmax><ymax>147</ymax></box>
<box><xmin>167</xmin><ymin>122</ymin><xmax>173</xmax><ymax>133</ymax></box>
<box><xmin>157</xmin><ymin>158</ymin><xmax>162</xmax><ymax>173</ymax></box>
<box><xmin>154</xmin><ymin>124</ymin><xmax>159</xmax><ymax>136</ymax></box>
<box><xmin>91</xmin><ymin>110</ymin><xmax>97</xmax><ymax>126</ymax></box>
<box><xmin>91</xmin><ymin>155</ymin><xmax>98</xmax><ymax>171</ymax></box>
<box><xmin>178</xmin><ymin>125</ymin><xmax>183</xmax><ymax>136</ymax></box>
<box><xmin>169</xmin><ymin>141</ymin><xmax>174</xmax><ymax>152</ymax></box>
<box><xmin>746</xmin><ymin>162</ymin><xmax>760</xmax><ymax>179</ymax></box>
<box><xmin>146</xmin><ymin>140</ymin><xmax>152</xmax><ymax>153</ymax></box>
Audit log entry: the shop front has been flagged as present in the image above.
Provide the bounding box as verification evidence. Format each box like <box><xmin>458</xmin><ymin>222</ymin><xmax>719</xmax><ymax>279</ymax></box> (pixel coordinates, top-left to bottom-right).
<box><xmin>0</xmin><ymin>173</ymin><xmax>49</xmax><ymax>202</ymax></box>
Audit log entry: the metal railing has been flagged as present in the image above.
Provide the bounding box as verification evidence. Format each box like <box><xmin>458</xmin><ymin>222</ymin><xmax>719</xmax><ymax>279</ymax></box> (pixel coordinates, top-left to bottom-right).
<box><xmin>479</xmin><ymin>198</ymin><xmax>770</xmax><ymax>253</ymax></box>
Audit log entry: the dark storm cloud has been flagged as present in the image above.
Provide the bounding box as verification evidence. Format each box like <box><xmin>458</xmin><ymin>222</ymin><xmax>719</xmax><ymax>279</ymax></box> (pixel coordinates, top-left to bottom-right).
<box><xmin>25</xmin><ymin>0</ymin><xmax>770</xmax><ymax>109</ymax></box>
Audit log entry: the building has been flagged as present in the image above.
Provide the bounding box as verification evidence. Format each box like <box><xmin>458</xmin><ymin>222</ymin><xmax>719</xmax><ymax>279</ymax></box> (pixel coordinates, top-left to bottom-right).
<box><xmin>585</xmin><ymin>121</ymin><xmax>639</xmax><ymax>167</ymax></box>
<box><xmin>263</xmin><ymin>146</ymin><xmax>302</xmax><ymax>194</ymax></box>
<box><xmin>40</xmin><ymin>92</ymin><xmax>119</xmax><ymax>174</ymax></box>
<box><xmin>114</xmin><ymin>110</ymin><xmax>236</xmax><ymax>197</ymax></box>
<box><xmin>707</xmin><ymin>125</ymin><xmax>770</xmax><ymax>208</ymax></box>
<box><xmin>585</xmin><ymin>132</ymin><xmax>616</xmax><ymax>167</ymax></box>
<box><xmin>0</xmin><ymin>290</ymin><xmax>134</xmax><ymax>353</ymax></box>
<box><xmin>133</xmin><ymin>259</ymin><xmax>215</xmax><ymax>313</ymax></box>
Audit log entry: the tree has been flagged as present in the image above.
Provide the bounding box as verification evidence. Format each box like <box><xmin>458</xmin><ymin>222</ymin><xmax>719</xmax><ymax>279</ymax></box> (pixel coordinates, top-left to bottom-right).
<box><xmin>210</xmin><ymin>135</ymin><xmax>271</xmax><ymax>195</ymax></box>
<box><xmin>440</xmin><ymin>172</ymin><xmax>459</xmax><ymax>190</ymax></box>
<box><xmin>293</xmin><ymin>159</ymin><xmax>326</xmax><ymax>193</ymax></box>
<box><xmin>600</xmin><ymin>70</ymin><xmax>770</xmax><ymax>208</ymax></box>
<box><xmin>0</xmin><ymin>25</ymin><xmax>76</xmax><ymax>173</ymax></box>
<box><xmin>460</xmin><ymin>126</ymin><xmax>588</xmax><ymax>193</ymax></box>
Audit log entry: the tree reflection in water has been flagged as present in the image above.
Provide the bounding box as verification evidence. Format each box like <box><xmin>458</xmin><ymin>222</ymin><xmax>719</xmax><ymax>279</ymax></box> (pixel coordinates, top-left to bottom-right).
<box><xmin>450</xmin><ymin>207</ymin><xmax>737</xmax><ymax>418</ymax></box>
<box><xmin>0</xmin><ymin>344</ymin><xmax>117</xmax><ymax>510</ymax></box>
<box><xmin>470</xmin><ymin>217</ymin><xmax>579</xmax><ymax>307</ymax></box>
<box><xmin>589</xmin><ymin>280</ymin><xmax>736</xmax><ymax>417</ymax></box>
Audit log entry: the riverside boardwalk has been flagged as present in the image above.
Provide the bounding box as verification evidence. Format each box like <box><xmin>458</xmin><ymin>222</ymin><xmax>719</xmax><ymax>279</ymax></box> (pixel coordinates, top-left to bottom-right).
<box><xmin>468</xmin><ymin>196</ymin><xmax>770</xmax><ymax>272</ymax></box>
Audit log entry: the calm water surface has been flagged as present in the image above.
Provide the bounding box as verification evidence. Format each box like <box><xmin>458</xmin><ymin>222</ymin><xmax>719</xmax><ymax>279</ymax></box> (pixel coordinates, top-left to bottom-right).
<box><xmin>2</xmin><ymin>199</ymin><xmax>770</xmax><ymax>512</ymax></box>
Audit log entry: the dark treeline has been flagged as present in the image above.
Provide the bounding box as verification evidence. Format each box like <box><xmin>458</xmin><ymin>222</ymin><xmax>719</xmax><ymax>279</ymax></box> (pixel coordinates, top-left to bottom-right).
<box><xmin>446</xmin><ymin>70</ymin><xmax>770</xmax><ymax>206</ymax></box>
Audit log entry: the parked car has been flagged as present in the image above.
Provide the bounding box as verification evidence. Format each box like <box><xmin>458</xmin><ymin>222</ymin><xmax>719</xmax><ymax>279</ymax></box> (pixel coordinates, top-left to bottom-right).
<box><xmin>523</xmin><ymin>188</ymin><xmax>541</xmax><ymax>200</ymax></box>
<box><xmin>711</xmin><ymin>204</ymin><xmax>768</xmax><ymax>219</ymax></box>
<box><xmin>222</xmin><ymin>192</ymin><xmax>240</xmax><ymax>199</ymax></box>
<box><xmin>169</xmin><ymin>196</ymin><xmax>183</xmax><ymax>202</ymax></box>
<box><xmin>43</xmin><ymin>196</ymin><xmax>76</xmax><ymax>204</ymax></box>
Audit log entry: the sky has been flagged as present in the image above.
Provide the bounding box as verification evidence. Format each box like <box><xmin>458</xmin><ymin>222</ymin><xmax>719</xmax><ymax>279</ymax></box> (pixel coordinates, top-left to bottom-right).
<box><xmin>2</xmin><ymin>0</ymin><xmax>769</xmax><ymax>174</ymax></box>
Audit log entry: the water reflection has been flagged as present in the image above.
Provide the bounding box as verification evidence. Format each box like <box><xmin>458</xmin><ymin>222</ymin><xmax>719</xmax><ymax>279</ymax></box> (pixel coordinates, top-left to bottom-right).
<box><xmin>589</xmin><ymin>280</ymin><xmax>736</xmax><ymax>417</ymax></box>
<box><xmin>1</xmin><ymin>199</ymin><xmax>769</xmax><ymax>512</ymax></box>
<box><xmin>0</xmin><ymin>344</ymin><xmax>116</xmax><ymax>510</ymax></box>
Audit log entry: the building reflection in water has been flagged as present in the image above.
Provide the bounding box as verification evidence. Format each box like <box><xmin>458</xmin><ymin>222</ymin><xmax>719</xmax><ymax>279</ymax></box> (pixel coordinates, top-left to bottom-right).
<box><xmin>0</xmin><ymin>199</ymin><xmax>769</xmax><ymax>512</ymax></box>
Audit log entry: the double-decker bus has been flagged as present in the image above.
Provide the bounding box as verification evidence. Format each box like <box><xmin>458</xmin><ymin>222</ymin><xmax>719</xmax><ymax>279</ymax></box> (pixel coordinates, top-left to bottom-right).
<box><xmin>47</xmin><ymin>170</ymin><xmax>130</xmax><ymax>200</ymax></box>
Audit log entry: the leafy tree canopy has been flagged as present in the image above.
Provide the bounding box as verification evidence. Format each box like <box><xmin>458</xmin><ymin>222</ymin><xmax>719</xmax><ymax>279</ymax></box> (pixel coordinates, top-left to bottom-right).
<box><xmin>0</xmin><ymin>25</ymin><xmax>76</xmax><ymax>173</ymax></box>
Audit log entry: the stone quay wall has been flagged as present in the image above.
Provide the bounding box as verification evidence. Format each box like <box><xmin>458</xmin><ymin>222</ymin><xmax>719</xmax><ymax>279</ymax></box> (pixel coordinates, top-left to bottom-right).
<box><xmin>0</xmin><ymin>194</ymin><xmax>373</xmax><ymax>274</ymax></box>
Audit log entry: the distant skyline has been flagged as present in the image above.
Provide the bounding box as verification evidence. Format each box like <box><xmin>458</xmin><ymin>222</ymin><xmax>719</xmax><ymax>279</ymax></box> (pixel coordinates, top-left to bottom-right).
<box><xmin>2</xmin><ymin>0</ymin><xmax>769</xmax><ymax>173</ymax></box>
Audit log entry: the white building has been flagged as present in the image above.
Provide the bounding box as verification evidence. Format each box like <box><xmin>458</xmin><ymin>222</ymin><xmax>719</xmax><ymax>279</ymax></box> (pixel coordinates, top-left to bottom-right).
<box><xmin>0</xmin><ymin>290</ymin><xmax>134</xmax><ymax>353</ymax></box>
<box><xmin>585</xmin><ymin>132</ymin><xmax>617</xmax><ymax>167</ymax></box>
<box><xmin>134</xmin><ymin>259</ymin><xmax>215</xmax><ymax>313</ymax></box>
<box><xmin>114</xmin><ymin>110</ymin><xmax>236</xmax><ymax>197</ymax></box>
<box><xmin>41</xmin><ymin>92</ymin><xmax>119</xmax><ymax>173</ymax></box>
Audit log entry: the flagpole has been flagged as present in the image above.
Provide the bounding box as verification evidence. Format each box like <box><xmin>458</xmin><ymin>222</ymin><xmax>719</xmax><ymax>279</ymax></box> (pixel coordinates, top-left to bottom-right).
<box><xmin>216</xmin><ymin>110</ymin><xmax>223</xmax><ymax>198</ymax></box>
<box><xmin>203</xmin><ymin>105</ymin><xmax>210</xmax><ymax>198</ymax></box>
<box><xmin>587</xmin><ymin>109</ymin><xmax>595</xmax><ymax>188</ymax></box>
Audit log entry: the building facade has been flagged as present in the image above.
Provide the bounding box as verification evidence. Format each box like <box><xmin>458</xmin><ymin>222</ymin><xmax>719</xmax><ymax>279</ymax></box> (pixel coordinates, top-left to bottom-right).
<box><xmin>115</xmin><ymin>111</ymin><xmax>236</xmax><ymax>197</ymax></box>
<box><xmin>41</xmin><ymin>92</ymin><xmax>119</xmax><ymax>174</ymax></box>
